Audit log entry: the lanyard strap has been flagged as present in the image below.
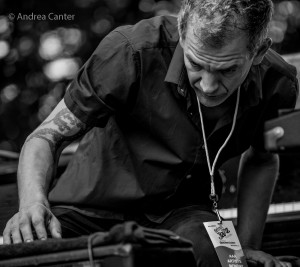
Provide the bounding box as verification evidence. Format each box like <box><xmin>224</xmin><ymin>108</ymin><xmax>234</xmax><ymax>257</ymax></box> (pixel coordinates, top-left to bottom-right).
<box><xmin>196</xmin><ymin>87</ymin><xmax>241</xmax><ymax>222</ymax></box>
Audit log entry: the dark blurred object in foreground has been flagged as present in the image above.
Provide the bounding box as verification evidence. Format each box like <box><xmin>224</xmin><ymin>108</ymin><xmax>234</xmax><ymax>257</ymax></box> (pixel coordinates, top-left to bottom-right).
<box><xmin>265</xmin><ymin>109</ymin><xmax>300</xmax><ymax>152</ymax></box>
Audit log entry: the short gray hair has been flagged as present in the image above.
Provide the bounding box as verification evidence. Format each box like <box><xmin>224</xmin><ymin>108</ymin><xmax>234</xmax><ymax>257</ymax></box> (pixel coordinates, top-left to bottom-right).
<box><xmin>178</xmin><ymin>0</ymin><xmax>273</xmax><ymax>56</ymax></box>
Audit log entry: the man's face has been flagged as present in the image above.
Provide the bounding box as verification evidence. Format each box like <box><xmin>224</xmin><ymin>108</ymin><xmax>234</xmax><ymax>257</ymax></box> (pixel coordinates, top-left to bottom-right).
<box><xmin>181</xmin><ymin>28</ymin><xmax>254</xmax><ymax>108</ymax></box>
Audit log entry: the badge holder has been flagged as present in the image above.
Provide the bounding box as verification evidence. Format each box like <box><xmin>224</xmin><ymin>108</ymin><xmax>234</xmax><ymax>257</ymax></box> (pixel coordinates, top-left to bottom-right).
<box><xmin>197</xmin><ymin>88</ymin><xmax>248</xmax><ymax>267</ymax></box>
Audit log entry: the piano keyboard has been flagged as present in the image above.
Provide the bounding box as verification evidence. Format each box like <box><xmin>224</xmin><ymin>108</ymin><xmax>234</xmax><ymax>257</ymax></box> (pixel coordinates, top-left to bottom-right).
<box><xmin>220</xmin><ymin>201</ymin><xmax>300</xmax><ymax>219</ymax></box>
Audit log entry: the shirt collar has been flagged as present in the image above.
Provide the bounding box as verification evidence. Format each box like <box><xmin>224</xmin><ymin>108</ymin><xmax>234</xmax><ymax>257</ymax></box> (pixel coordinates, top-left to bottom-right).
<box><xmin>164</xmin><ymin>43</ymin><xmax>188</xmax><ymax>97</ymax></box>
<box><xmin>164</xmin><ymin>42</ymin><xmax>263</xmax><ymax>107</ymax></box>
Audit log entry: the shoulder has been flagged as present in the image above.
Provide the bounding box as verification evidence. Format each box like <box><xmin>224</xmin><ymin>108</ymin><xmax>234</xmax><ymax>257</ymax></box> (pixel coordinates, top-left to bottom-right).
<box><xmin>90</xmin><ymin>16</ymin><xmax>179</xmax><ymax>63</ymax></box>
<box><xmin>261</xmin><ymin>49</ymin><xmax>298</xmax><ymax>81</ymax></box>
<box><xmin>260</xmin><ymin>49</ymin><xmax>299</xmax><ymax>108</ymax></box>
<box><xmin>109</xmin><ymin>15</ymin><xmax>179</xmax><ymax>51</ymax></box>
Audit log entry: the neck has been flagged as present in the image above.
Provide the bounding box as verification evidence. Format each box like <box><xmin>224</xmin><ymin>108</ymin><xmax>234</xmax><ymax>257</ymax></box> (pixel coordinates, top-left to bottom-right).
<box><xmin>201</xmin><ymin>99</ymin><xmax>233</xmax><ymax>121</ymax></box>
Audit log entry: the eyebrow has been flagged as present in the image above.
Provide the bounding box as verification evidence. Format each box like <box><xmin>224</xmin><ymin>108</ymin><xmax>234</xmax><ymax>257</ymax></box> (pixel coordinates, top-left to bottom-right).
<box><xmin>186</xmin><ymin>54</ymin><xmax>238</xmax><ymax>71</ymax></box>
<box><xmin>186</xmin><ymin>54</ymin><xmax>202</xmax><ymax>67</ymax></box>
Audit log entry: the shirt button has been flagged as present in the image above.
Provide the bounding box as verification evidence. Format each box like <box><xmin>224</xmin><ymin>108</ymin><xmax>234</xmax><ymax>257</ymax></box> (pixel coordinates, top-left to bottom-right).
<box><xmin>186</xmin><ymin>174</ymin><xmax>192</xmax><ymax>179</ymax></box>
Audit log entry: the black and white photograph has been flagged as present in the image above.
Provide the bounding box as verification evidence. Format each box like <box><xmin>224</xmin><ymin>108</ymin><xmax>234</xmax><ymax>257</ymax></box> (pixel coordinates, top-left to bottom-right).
<box><xmin>0</xmin><ymin>0</ymin><xmax>299</xmax><ymax>266</ymax></box>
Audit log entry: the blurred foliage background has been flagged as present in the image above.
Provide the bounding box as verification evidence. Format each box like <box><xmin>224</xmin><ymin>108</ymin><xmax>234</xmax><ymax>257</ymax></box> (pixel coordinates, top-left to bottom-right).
<box><xmin>0</xmin><ymin>0</ymin><xmax>299</xmax><ymax>152</ymax></box>
<box><xmin>0</xmin><ymin>0</ymin><xmax>179</xmax><ymax>151</ymax></box>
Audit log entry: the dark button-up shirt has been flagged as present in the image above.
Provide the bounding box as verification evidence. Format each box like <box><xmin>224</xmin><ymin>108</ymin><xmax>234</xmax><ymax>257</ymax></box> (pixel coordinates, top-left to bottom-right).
<box><xmin>49</xmin><ymin>15</ymin><xmax>299</xmax><ymax>222</ymax></box>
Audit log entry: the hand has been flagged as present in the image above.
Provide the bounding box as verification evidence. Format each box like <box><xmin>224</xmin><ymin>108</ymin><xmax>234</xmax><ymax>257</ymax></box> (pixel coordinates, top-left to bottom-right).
<box><xmin>3</xmin><ymin>202</ymin><xmax>61</xmax><ymax>244</ymax></box>
<box><xmin>264</xmin><ymin>127</ymin><xmax>284</xmax><ymax>151</ymax></box>
<box><xmin>244</xmin><ymin>247</ymin><xmax>292</xmax><ymax>267</ymax></box>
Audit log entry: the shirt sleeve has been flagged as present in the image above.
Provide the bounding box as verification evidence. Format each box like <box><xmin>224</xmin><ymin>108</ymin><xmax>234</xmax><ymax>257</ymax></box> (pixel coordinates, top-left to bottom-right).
<box><xmin>64</xmin><ymin>29</ymin><xmax>139</xmax><ymax>127</ymax></box>
<box><xmin>251</xmin><ymin>74</ymin><xmax>299</xmax><ymax>151</ymax></box>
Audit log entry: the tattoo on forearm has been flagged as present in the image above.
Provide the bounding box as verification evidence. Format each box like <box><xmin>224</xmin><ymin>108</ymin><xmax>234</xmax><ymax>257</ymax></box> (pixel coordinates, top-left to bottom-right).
<box><xmin>41</xmin><ymin>109</ymin><xmax>83</xmax><ymax>131</ymax></box>
<box><xmin>26</xmin><ymin>108</ymin><xmax>87</xmax><ymax>157</ymax></box>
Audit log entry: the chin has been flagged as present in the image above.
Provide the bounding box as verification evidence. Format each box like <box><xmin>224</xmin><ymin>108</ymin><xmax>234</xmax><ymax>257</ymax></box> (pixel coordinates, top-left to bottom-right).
<box><xmin>199</xmin><ymin>97</ymin><xmax>226</xmax><ymax>108</ymax></box>
<box><xmin>195</xmin><ymin>89</ymin><xmax>228</xmax><ymax>108</ymax></box>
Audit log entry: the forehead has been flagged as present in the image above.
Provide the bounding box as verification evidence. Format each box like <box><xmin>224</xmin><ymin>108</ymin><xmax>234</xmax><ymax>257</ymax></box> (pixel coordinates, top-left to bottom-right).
<box><xmin>183</xmin><ymin>26</ymin><xmax>250</xmax><ymax>70</ymax></box>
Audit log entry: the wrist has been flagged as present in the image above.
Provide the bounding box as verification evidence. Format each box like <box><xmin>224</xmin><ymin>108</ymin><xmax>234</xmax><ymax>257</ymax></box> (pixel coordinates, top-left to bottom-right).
<box><xmin>237</xmin><ymin>219</ymin><xmax>264</xmax><ymax>250</ymax></box>
<box><xmin>241</xmin><ymin>244</ymin><xmax>260</xmax><ymax>251</ymax></box>
<box><xmin>239</xmin><ymin>238</ymin><xmax>261</xmax><ymax>251</ymax></box>
<box><xmin>19</xmin><ymin>193</ymin><xmax>49</xmax><ymax>209</ymax></box>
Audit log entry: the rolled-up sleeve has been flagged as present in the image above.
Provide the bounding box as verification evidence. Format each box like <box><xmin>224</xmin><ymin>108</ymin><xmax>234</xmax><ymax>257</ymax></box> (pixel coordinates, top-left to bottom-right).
<box><xmin>64</xmin><ymin>30</ymin><xmax>139</xmax><ymax>127</ymax></box>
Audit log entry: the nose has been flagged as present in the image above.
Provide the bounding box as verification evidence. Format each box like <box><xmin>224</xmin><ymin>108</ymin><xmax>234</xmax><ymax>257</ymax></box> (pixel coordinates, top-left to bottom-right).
<box><xmin>199</xmin><ymin>71</ymin><xmax>219</xmax><ymax>95</ymax></box>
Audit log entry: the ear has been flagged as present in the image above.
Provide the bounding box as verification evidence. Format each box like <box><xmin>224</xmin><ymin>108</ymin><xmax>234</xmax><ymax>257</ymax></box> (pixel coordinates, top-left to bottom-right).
<box><xmin>252</xmin><ymin>37</ymin><xmax>272</xmax><ymax>65</ymax></box>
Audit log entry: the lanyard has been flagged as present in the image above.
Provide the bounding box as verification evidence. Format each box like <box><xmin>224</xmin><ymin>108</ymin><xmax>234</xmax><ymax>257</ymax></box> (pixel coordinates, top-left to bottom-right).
<box><xmin>196</xmin><ymin>87</ymin><xmax>241</xmax><ymax>223</ymax></box>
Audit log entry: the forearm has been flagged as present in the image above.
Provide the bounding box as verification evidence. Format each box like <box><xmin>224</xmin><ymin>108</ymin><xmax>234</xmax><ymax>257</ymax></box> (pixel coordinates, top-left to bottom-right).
<box><xmin>237</xmin><ymin>147</ymin><xmax>279</xmax><ymax>249</ymax></box>
<box><xmin>17</xmin><ymin>99</ymin><xmax>88</xmax><ymax>208</ymax></box>
<box><xmin>17</xmin><ymin>138</ymin><xmax>55</xmax><ymax>208</ymax></box>
<box><xmin>4</xmin><ymin>99</ymin><xmax>88</xmax><ymax>244</ymax></box>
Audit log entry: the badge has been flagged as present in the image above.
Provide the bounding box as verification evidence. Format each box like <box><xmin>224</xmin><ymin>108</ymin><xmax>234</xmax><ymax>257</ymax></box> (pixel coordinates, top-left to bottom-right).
<box><xmin>203</xmin><ymin>221</ymin><xmax>248</xmax><ymax>267</ymax></box>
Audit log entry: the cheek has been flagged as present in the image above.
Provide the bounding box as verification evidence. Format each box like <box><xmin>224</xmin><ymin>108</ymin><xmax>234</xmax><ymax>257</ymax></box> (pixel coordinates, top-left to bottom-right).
<box><xmin>238</xmin><ymin>63</ymin><xmax>252</xmax><ymax>82</ymax></box>
<box><xmin>221</xmin><ymin>68</ymin><xmax>250</xmax><ymax>88</ymax></box>
<box><xmin>186</xmin><ymin>70</ymin><xmax>202</xmax><ymax>86</ymax></box>
<box><xmin>221</xmin><ymin>76</ymin><xmax>241</xmax><ymax>88</ymax></box>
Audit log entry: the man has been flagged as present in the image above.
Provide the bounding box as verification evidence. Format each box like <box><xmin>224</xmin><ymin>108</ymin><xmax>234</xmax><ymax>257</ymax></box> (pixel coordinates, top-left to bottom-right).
<box><xmin>3</xmin><ymin>0</ymin><xmax>299</xmax><ymax>266</ymax></box>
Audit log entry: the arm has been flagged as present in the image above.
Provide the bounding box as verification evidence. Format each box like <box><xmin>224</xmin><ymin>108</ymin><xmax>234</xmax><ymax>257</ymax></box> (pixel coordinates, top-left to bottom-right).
<box><xmin>3</xmin><ymin>29</ymin><xmax>137</xmax><ymax>244</ymax></box>
<box><xmin>3</xmin><ymin>99</ymin><xmax>90</xmax><ymax>244</ymax></box>
<box><xmin>237</xmin><ymin>147</ymin><xmax>285</xmax><ymax>267</ymax></box>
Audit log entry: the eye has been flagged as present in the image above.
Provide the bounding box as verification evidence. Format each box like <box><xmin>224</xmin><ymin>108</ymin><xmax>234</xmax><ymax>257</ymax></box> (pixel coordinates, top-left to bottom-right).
<box><xmin>221</xmin><ymin>67</ymin><xmax>237</xmax><ymax>76</ymax></box>
<box><xmin>190</xmin><ymin>61</ymin><xmax>202</xmax><ymax>71</ymax></box>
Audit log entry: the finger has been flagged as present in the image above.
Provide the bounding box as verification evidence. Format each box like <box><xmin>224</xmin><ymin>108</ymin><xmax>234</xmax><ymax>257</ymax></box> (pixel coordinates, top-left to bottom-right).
<box><xmin>273</xmin><ymin>259</ymin><xmax>283</xmax><ymax>267</ymax></box>
<box><xmin>264</xmin><ymin>261</ymin><xmax>274</xmax><ymax>267</ymax></box>
<box><xmin>19</xmin><ymin>216</ymin><xmax>34</xmax><ymax>243</ymax></box>
<box><xmin>3</xmin><ymin>221</ymin><xmax>12</xmax><ymax>245</ymax></box>
<box><xmin>264</xmin><ymin>127</ymin><xmax>284</xmax><ymax>151</ymax></box>
<box><xmin>32</xmin><ymin>215</ymin><xmax>47</xmax><ymax>240</ymax></box>
<box><xmin>11</xmin><ymin>223</ymin><xmax>23</xmax><ymax>244</ymax></box>
<box><xmin>280</xmin><ymin>262</ymin><xmax>292</xmax><ymax>267</ymax></box>
<box><xmin>48</xmin><ymin>216</ymin><xmax>62</xmax><ymax>239</ymax></box>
